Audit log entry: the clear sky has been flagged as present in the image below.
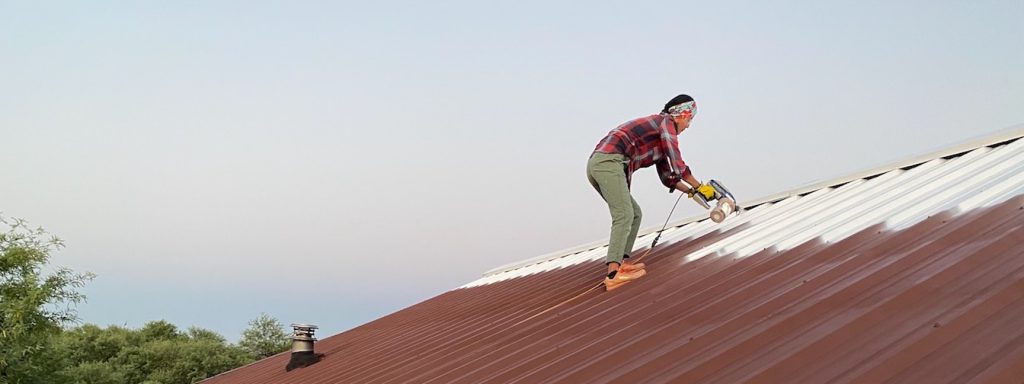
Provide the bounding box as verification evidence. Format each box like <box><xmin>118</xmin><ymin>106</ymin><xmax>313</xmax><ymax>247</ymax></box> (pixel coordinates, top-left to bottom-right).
<box><xmin>2</xmin><ymin>0</ymin><xmax>1021</xmax><ymax>341</ymax></box>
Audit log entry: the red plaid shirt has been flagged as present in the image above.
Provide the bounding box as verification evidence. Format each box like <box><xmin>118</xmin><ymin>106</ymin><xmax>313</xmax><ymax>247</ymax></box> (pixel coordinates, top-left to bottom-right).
<box><xmin>593</xmin><ymin>113</ymin><xmax>690</xmax><ymax>191</ymax></box>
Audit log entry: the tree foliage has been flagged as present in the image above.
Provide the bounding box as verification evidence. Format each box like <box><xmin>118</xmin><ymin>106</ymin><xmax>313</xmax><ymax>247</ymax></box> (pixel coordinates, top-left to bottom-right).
<box><xmin>238</xmin><ymin>313</ymin><xmax>291</xmax><ymax>359</ymax></box>
<box><xmin>53</xmin><ymin>321</ymin><xmax>255</xmax><ymax>384</ymax></box>
<box><xmin>0</xmin><ymin>215</ymin><xmax>291</xmax><ymax>383</ymax></box>
<box><xmin>0</xmin><ymin>215</ymin><xmax>94</xmax><ymax>383</ymax></box>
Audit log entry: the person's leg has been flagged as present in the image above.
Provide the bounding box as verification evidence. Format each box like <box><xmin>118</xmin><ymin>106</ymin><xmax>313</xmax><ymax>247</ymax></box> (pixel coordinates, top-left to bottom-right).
<box><xmin>588</xmin><ymin>153</ymin><xmax>648</xmax><ymax>291</ymax></box>
<box><xmin>586</xmin><ymin>153</ymin><xmax>635</xmax><ymax>268</ymax></box>
<box><xmin>616</xmin><ymin>196</ymin><xmax>646</xmax><ymax>272</ymax></box>
<box><xmin>622</xmin><ymin>196</ymin><xmax>642</xmax><ymax>258</ymax></box>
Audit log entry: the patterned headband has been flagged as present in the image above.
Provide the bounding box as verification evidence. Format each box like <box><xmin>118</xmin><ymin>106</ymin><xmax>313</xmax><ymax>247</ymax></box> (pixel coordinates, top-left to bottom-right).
<box><xmin>667</xmin><ymin>101</ymin><xmax>697</xmax><ymax>117</ymax></box>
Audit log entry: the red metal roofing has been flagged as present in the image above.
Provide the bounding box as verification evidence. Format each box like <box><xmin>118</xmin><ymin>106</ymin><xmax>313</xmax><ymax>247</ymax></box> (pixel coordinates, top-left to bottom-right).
<box><xmin>204</xmin><ymin>195</ymin><xmax>1024</xmax><ymax>383</ymax></box>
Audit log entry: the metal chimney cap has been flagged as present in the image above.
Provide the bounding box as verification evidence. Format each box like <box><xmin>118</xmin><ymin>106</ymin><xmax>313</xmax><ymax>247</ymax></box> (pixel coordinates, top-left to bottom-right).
<box><xmin>290</xmin><ymin>323</ymin><xmax>318</xmax><ymax>330</ymax></box>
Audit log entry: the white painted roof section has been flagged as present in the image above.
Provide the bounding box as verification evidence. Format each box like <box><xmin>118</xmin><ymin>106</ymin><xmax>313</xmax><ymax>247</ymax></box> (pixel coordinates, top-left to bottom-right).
<box><xmin>460</xmin><ymin>127</ymin><xmax>1024</xmax><ymax>289</ymax></box>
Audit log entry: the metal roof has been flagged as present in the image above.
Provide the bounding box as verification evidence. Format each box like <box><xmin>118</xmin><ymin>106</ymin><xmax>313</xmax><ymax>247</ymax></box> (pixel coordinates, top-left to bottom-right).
<box><xmin>203</xmin><ymin>127</ymin><xmax>1024</xmax><ymax>384</ymax></box>
<box><xmin>471</xmin><ymin>126</ymin><xmax>1024</xmax><ymax>285</ymax></box>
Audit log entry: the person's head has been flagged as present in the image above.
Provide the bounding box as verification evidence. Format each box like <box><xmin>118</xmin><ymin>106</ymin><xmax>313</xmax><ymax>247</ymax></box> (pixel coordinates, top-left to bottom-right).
<box><xmin>662</xmin><ymin>94</ymin><xmax>696</xmax><ymax>134</ymax></box>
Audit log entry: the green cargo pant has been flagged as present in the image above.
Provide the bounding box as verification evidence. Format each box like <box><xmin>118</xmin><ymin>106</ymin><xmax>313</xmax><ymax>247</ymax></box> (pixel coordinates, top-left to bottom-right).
<box><xmin>587</xmin><ymin>152</ymin><xmax>642</xmax><ymax>265</ymax></box>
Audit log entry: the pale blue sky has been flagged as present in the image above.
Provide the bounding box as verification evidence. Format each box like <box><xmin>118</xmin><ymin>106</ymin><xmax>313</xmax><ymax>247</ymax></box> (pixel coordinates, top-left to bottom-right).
<box><xmin>2</xmin><ymin>0</ymin><xmax>1021</xmax><ymax>340</ymax></box>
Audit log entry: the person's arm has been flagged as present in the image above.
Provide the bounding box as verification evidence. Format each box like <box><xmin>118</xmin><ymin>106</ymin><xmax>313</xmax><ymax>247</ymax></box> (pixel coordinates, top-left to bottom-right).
<box><xmin>676</xmin><ymin>173</ymin><xmax>701</xmax><ymax>194</ymax></box>
<box><xmin>656</xmin><ymin>118</ymin><xmax>692</xmax><ymax>192</ymax></box>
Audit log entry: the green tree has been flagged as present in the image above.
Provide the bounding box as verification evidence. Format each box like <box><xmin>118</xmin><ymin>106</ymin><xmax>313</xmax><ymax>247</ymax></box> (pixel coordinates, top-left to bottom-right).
<box><xmin>56</xmin><ymin>323</ymin><xmax>254</xmax><ymax>384</ymax></box>
<box><xmin>60</xmin><ymin>361</ymin><xmax>125</xmax><ymax>384</ymax></box>
<box><xmin>185</xmin><ymin>327</ymin><xmax>224</xmax><ymax>343</ymax></box>
<box><xmin>0</xmin><ymin>215</ymin><xmax>93</xmax><ymax>383</ymax></box>
<box><xmin>114</xmin><ymin>338</ymin><xmax>251</xmax><ymax>384</ymax></box>
<box><xmin>139</xmin><ymin>320</ymin><xmax>183</xmax><ymax>343</ymax></box>
<box><xmin>238</xmin><ymin>313</ymin><xmax>290</xmax><ymax>359</ymax></box>
<box><xmin>1</xmin><ymin>215</ymin><xmax>263</xmax><ymax>383</ymax></box>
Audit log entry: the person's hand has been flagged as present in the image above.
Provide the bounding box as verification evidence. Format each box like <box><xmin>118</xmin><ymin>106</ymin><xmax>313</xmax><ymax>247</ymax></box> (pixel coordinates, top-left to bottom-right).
<box><xmin>696</xmin><ymin>183</ymin><xmax>717</xmax><ymax>200</ymax></box>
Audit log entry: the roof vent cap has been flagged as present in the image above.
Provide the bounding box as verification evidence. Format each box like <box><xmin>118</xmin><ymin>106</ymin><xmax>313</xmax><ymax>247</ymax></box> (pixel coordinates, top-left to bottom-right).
<box><xmin>286</xmin><ymin>323</ymin><xmax>322</xmax><ymax>371</ymax></box>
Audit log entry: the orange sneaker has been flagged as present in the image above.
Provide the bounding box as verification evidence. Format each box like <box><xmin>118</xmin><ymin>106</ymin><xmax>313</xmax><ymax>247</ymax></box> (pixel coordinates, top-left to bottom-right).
<box><xmin>604</xmin><ymin>268</ymin><xmax>646</xmax><ymax>291</ymax></box>
<box><xmin>619</xmin><ymin>262</ymin><xmax>645</xmax><ymax>272</ymax></box>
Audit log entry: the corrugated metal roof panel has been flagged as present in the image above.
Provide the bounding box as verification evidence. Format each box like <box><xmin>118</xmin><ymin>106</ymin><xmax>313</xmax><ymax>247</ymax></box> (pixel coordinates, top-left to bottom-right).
<box><xmin>203</xmin><ymin>129</ymin><xmax>1024</xmax><ymax>384</ymax></box>
<box><xmin>464</xmin><ymin>131</ymin><xmax>1024</xmax><ymax>287</ymax></box>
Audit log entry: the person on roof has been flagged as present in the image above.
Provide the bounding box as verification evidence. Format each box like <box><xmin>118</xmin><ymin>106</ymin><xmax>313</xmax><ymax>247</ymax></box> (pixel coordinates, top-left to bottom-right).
<box><xmin>588</xmin><ymin>94</ymin><xmax>716</xmax><ymax>291</ymax></box>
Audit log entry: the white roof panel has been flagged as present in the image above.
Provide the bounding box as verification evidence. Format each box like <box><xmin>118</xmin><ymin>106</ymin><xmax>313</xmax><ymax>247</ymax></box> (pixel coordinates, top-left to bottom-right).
<box><xmin>463</xmin><ymin>127</ymin><xmax>1024</xmax><ymax>288</ymax></box>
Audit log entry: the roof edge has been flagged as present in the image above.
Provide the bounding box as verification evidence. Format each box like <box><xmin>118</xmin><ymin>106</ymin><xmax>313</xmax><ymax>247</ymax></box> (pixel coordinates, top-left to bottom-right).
<box><xmin>479</xmin><ymin>125</ymin><xmax>1024</xmax><ymax>278</ymax></box>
